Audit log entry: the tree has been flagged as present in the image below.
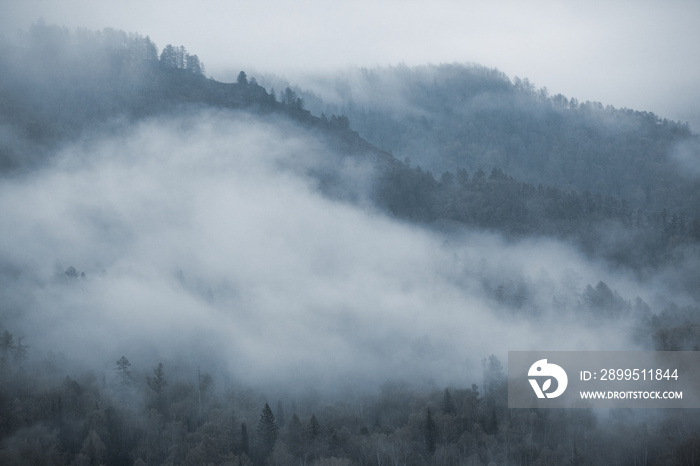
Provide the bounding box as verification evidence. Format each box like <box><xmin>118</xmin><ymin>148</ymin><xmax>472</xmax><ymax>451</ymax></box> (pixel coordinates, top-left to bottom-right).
<box><xmin>0</xmin><ymin>330</ymin><xmax>15</xmax><ymax>356</ymax></box>
<box><xmin>308</xmin><ymin>414</ymin><xmax>320</xmax><ymax>440</ymax></box>
<box><xmin>115</xmin><ymin>356</ymin><xmax>136</xmax><ymax>390</ymax></box>
<box><xmin>78</xmin><ymin>429</ymin><xmax>106</xmax><ymax>465</ymax></box>
<box><xmin>482</xmin><ymin>354</ymin><xmax>504</xmax><ymax>397</ymax></box>
<box><xmin>441</xmin><ymin>388</ymin><xmax>456</xmax><ymax>415</ymax></box>
<box><xmin>425</xmin><ymin>408</ymin><xmax>437</xmax><ymax>454</ymax></box>
<box><xmin>330</xmin><ymin>114</ymin><xmax>350</xmax><ymax>129</ymax></box>
<box><xmin>146</xmin><ymin>363</ymin><xmax>166</xmax><ymax>394</ymax></box>
<box><xmin>0</xmin><ymin>330</ymin><xmax>15</xmax><ymax>373</ymax></box>
<box><xmin>275</xmin><ymin>400</ymin><xmax>285</xmax><ymax>428</ymax></box>
<box><xmin>255</xmin><ymin>403</ymin><xmax>278</xmax><ymax>462</ymax></box>
<box><xmin>176</xmin><ymin>46</ymin><xmax>186</xmax><ymax>69</ymax></box>
<box><xmin>282</xmin><ymin>87</ymin><xmax>303</xmax><ymax>111</ymax></box>
<box><xmin>144</xmin><ymin>36</ymin><xmax>158</xmax><ymax>61</ymax></box>
<box><xmin>286</xmin><ymin>414</ymin><xmax>304</xmax><ymax>460</ymax></box>
<box><xmin>146</xmin><ymin>362</ymin><xmax>167</xmax><ymax>415</ymax></box>
<box><xmin>241</xmin><ymin>422</ymin><xmax>250</xmax><ymax>456</ymax></box>
<box><xmin>185</xmin><ymin>54</ymin><xmax>204</xmax><ymax>75</ymax></box>
<box><xmin>159</xmin><ymin>44</ymin><xmax>177</xmax><ymax>67</ymax></box>
<box><xmin>237</xmin><ymin>71</ymin><xmax>248</xmax><ymax>85</ymax></box>
<box><xmin>13</xmin><ymin>336</ymin><xmax>28</xmax><ymax>365</ymax></box>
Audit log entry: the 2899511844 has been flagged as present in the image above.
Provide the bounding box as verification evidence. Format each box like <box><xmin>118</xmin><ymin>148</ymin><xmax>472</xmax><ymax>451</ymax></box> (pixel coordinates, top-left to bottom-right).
<box><xmin>598</xmin><ymin>368</ymin><xmax>678</xmax><ymax>381</ymax></box>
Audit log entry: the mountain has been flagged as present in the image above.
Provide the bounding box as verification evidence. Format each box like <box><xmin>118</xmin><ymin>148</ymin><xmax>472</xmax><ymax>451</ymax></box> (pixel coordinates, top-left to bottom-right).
<box><xmin>287</xmin><ymin>64</ymin><xmax>700</xmax><ymax>272</ymax></box>
<box><xmin>1</xmin><ymin>23</ymin><xmax>700</xmax><ymax>466</ymax></box>
<box><xmin>2</xmin><ymin>24</ymin><xmax>700</xmax><ymax>277</ymax></box>
<box><xmin>0</xmin><ymin>22</ymin><xmax>387</xmax><ymax>171</ymax></box>
<box><xmin>296</xmin><ymin>64</ymin><xmax>700</xmax><ymax>215</ymax></box>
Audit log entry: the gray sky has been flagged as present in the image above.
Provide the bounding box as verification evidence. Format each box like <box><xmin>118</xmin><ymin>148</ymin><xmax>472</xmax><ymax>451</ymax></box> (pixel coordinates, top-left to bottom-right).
<box><xmin>3</xmin><ymin>0</ymin><xmax>700</xmax><ymax>128</ymax></box>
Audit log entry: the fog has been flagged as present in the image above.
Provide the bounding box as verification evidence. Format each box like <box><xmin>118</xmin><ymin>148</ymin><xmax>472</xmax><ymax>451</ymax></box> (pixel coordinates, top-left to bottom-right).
<box><xmin>3</xmin><ymin>0</ymin><xmax>699</xmax><ymax>131</ymax></box>
<box><xmin>0</xmin><ymin>109</ymin><xmax>660</xmax><ymax>394</ymax></box>
<box><xmin>671</xmin><ymin>137</ymin><xmax>700</xmax><ymax>179</ymax></box>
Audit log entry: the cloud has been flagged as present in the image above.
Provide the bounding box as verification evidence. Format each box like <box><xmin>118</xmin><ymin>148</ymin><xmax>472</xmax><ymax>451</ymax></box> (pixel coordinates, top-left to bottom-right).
<box><xmin>3</xmin><ymin>0</ymin><xmax>700</xmax><ymax>131</ymax></box>
<box><xmin>8</xmin><ymin>0</ymin><xmax>700</xmax><ymax>131</ymax></box>
<box><xmin>0</xmin><ymin>109</ymin><xmax>657</xmax><ymax>393</ymax></box>
<box><xmin>670</xmin><ymin>137</ymin><xmax>700</xmax><ymax>179</ymax></box>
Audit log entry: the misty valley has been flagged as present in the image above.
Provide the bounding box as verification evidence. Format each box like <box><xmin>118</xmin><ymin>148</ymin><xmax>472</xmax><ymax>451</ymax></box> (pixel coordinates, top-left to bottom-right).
<box><xmin>1</xmin><ymin>23</ymin><xmax>700</xmax><ymax>465</ymax></box>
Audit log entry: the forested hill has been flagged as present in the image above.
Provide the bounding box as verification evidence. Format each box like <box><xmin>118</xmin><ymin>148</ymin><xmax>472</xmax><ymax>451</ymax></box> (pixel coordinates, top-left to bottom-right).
<box><xmin>0</xmin><ymin>22</ymin><xmax>383</xmax><ymax>171</ymax></box>
<box><xmin>2</xmin><ymin>23</ymin><xmax>700</xmax><ymax>466</ymax></box>
<box><xmin>289</xmin><ymin>65</ymin><xmax>700</xmax><ymax>272</ymax></box>
<box><xmin>298</xmin><ymin>64</ymin><xmax>700</xmax><ymax>215</ymax></box>
<box><xmin>2</xmin><ymin>23</ymin><xmax>700</xmax><ymax>273</ymax></box>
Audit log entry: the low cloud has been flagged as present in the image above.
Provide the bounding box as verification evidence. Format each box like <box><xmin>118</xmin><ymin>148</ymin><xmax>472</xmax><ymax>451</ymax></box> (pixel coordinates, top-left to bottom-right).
<box><xmin>670</xmin><ymin>137</ymin><xmax>700</xmax><ymax>178</ymax></box>
<box><xmin>0</xmin><ymin>109</ymin><xmax>657</xmax><ymax>393</ymax></box>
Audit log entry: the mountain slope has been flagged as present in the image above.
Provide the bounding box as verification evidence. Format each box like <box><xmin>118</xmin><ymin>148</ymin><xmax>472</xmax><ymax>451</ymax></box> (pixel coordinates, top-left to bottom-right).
<box><xmin>2</xmin><ymin>24</ymin><xmax>699</xmax><ymax>277</ymax></box>
<box><xmin>0</xmin><ymin>22</ymin><xmax>388</xmax><ymax>172</ymax></box>
<box><xmin>298</xmin><ymin>64</ymin><xmax>700</xmax><ymax>215</ymax></box>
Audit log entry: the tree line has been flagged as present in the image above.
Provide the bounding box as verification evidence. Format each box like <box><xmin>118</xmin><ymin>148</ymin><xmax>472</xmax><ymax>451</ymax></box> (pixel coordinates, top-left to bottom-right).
<box><xmin>1</xmin><ymin>331</ymin><xmax>698</xmax><ymax>465</ymax></box>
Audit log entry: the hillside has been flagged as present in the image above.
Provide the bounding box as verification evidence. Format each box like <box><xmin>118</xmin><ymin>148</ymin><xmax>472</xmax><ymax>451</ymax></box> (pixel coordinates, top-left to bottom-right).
<box><xmin>0</xmin><ymin>22</ymin><xmax>386</xmax><ymax>172</ymax></box>
<box><xmin>297</xmin><ymin>64</ymin><xmax>700</xmax><ymax>215</ymax></box>
<box><xmin>0</xmin><ymin>23</ymin><xmax>699</xmax><ymax>466</ymax></box>
<box><xmin>3</xmin><ymin>24</ymin><xmax>700</xmax><ymax>276</ymax></box>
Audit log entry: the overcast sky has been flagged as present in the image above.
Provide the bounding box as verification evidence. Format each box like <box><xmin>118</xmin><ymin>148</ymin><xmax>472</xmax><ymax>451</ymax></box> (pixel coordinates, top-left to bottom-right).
<box><xmin>3</xmin><ymin>0</ymin><xmax>700</xmax><ymax>129</ymax></box>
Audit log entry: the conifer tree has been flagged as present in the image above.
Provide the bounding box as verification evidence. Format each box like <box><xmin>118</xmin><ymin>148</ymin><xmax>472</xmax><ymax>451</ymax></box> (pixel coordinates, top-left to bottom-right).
<box><xmin>241</xmin><ymin>422</ymin><xmax>249</xmax><ymax>456</ymax></box>
<box><xmin>307</xmin><ymin>414</ymin><xmax>320</xmax><ymax>440</ymax></box>
<box><xmin>115</xmin><ymin>356</ymin><xmax>135</xmax><ymax>386</ymax></box>
<box><xmin>275</xmin><ymin>400</ymin><xmax>285</xmax><ymax>427</ymax></box>
<box><xmin>255</xmin><ymin>403</ymin><xmax>278</xmax><ymax>462</ymax></box>
<box><xmin>425</xmin><ymin>408</ymin><xmax>436</xmax><ymax>454</ymax></box>
<box><xmin>441</xmin><ymin>388</ymin><xmax>456</xmax><ymax>415</ymax></box>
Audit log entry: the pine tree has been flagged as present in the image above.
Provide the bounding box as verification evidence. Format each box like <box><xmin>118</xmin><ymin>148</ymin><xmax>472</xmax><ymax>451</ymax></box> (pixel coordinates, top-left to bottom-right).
<box><xmin>146</xmin><ymin>363</ymin><xmax>166</xmax><ymax>394</ymax></box>
<box><xmin>185</xmin><ymin>54</ymin><xmax>204</xmax><ymax>75</ymax></box>
<box><xmin>307</xmin><ymin>414</ymin><xmax>320</xmax><ymax>440</ymax></box>
<box><xmin>1</xmin><ymin>330</ymin><xmax>15</xmax><ymax>356</ymax></box>
<box><xmin>241</xmin><ymin>422</ymin><xmax>249</xmax><ymax>456</ymax></box>
<box><xmin>115</xmin><ymin>356</ymin><xmax>135</xmax><ymax>386</ymax></box>
<box><xmin>287</xmin><ymin>414</ymin><xmax>303</xmax><ymax>457</ymax></box>
<box><xmin>275</xmin><ymin>400</ymin><xmax>285</xmax><ymax>427</ymax></box>
<box><xmin>144</xmin><ymin>36</ymin><xmax>158</xmax><ymax>61</ymax></box>
<box><xmin>255</xmin><ymin>403</ymin><xmax>278</xmax><ymax>462</ymax></box>
<box><xmin>159</xmin><ymin>44</ymin><xmax>177</xmax><ymax>68</ymax></box>
<box><xmin>441</xmin><ymin>388</ymin><xmax>456</xmax><ymax>415</ymax></box>
<box><xmin>425</xmin><ymin>408</ymin><xmax>436</xmax><ymax>454</ymax></box>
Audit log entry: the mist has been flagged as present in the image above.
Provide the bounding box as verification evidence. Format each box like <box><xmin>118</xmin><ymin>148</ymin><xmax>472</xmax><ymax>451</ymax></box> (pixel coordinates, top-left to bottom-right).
<box><xmin>5</xmin><ymin>0</ymin><xmax>699</xmax><ymax>131</ymax></box>
<box><xmin>0</xmin><ymin>6</ymin><xmax>698</xmax><ymax>463</ymax></box>
<box><xmin>0</xmin><ymin>109</ymin><xmax>660</xmax><ymax>395</ymax></box>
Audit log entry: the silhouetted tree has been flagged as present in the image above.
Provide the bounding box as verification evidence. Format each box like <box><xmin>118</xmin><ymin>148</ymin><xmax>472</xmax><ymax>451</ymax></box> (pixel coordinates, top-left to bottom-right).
<box><xmin>425</xmin><ymin>408</ymin><xmax>437</xmax><ymax>454</ymax></box>
<box><xmin>441</xmin><ymin>388</ymin><xmax>456</xmax><ymax>415</ymax></box>
<box><xmin>115</xmin><ymin>356</ymin><xmax>135</xmax><ymax>386</ymax></box>
<box><xmin>146</xmin><ymin>363</ymin><xmax>166</xmax><ymax>394</ymax></box>
<box><xmin>159</xmin><ymin>44</ymin><xmax>178</xmax><ymax>67</ymax></box>
<box><xmin>308</xmin><ymin>414</ymin><xmax>320</xmax><ymax>440</ymax></box>
<box><xmin>185</xmin><ymin>54</ymin><xmax>204</xmax><ymax>75</ymax></box>
<box><xmin>241</xmin><ymin>422</ymin><xmax>250</xmax><ymax>456</ymax></box>
<box><xmin>255</xmin><ymin>403</ymin><xmax>278</xmax><ymax>462</ymax></box>
<box><xmin>275</xmin><ymin>400</ymin><xmax>285</xmax><ymax>427</ymax></box>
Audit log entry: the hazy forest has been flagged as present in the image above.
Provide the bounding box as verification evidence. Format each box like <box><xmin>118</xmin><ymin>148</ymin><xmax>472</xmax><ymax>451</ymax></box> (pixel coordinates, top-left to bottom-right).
<box><xmin>1</xmin><ymin>23</ymin><xmax>699</xmax><ymax>465</ymax></box>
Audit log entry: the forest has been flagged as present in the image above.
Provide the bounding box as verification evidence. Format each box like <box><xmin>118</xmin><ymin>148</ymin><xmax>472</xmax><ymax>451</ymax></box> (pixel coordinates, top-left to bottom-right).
<box><xmin>0</xmin><ymin>22</ymin><xmax>699</xmax><ymax>465</ymax></box>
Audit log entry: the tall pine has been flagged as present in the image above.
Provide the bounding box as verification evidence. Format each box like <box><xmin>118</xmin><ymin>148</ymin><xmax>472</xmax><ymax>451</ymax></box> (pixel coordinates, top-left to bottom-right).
<box><xmin>255</xmin><ymin>403</ymin><xmax>278</xmax><ymax>463</ymax></box>
<box><xmin>425</xmin><ymin>408</ymin><xmax>437</xmax><ymax>454</ymax></box>
<box><xmin>240</xmin><ymin>422</ymin><xmax>249</xmax><ymax>456</ymax></box>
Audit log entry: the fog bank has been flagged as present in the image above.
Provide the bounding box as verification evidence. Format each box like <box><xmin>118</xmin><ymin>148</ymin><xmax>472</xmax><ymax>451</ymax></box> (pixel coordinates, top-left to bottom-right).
<box><xmin>0</xmin><ymin>110</ymin><xmax>650</xmax><ymax>391</ymax></box>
